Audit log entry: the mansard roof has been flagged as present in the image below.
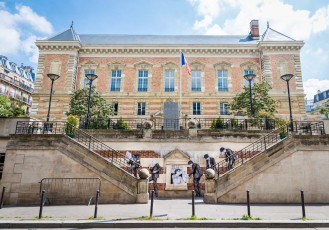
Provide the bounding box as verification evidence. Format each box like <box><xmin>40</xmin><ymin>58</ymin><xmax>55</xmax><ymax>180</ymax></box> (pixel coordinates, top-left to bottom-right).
<box><xmin>261</xmin><ymin>25</ymin><xmax>296</xmax><ymax>42</ymax></box>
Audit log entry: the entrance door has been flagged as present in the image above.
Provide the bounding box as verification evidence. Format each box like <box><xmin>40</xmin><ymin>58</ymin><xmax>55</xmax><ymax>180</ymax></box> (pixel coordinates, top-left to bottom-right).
<box><xmin>163</xmin><ymin>101</ymin><xmax>179</xmax><ymax>130</ymax></box>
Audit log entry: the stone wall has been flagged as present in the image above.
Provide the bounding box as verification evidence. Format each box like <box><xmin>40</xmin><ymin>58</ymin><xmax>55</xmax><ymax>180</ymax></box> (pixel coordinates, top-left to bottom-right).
<box><xmin>206</xmin><ymin>135</ymin><xmax>329</xmax><ymax>203</ymax></box>
<box><xmin>0</xmin><ymin>134</ymin><xmax>146</xmax><ymax>205</ymax></box>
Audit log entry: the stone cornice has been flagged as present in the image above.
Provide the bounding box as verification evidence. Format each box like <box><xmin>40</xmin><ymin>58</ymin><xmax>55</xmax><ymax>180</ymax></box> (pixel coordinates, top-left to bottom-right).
<box><xmin>35</xmin><ymin>40</ymin><xmax>81</xmax><ymax>51</ymax></box>
<box><xmin>258</xmin><ymin>41</ymin><xmax>304</xmax><ymax>52</ymax></box>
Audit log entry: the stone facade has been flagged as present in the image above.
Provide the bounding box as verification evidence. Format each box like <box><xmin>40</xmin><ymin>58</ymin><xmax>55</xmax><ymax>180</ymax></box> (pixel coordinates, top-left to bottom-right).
<box><xmin>31</xmin><ymin>21</ymin><xmax>305</xmax><ymax>122</ymax></box>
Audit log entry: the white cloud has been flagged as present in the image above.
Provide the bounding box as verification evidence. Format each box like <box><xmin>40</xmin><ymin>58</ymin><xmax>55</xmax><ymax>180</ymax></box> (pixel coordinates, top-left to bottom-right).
<box><xmin>15</xmin><ymin>5</ymin><xmax>53</xmax><ymax>34</ymax></box>
<box><xmin>188</xmin><ymin>0</ymin><xmax>329</xmax><ymax>40</ymax></box>
<box><xmin>303</xmin><ymin>79</ymin><xmax>329</xmax><ymax>99</ymax></box>
<box><xmin>0</xmin><ymin>3</ymin><xmax>53</xmax><ymax>64</ymax></box>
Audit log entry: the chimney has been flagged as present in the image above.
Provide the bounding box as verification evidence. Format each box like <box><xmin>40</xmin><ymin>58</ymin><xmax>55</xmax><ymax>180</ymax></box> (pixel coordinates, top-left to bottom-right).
<box><xmin>250</xmin><ymin>20</ymin><xmax>259</xmax><ymax>40</ymax></box>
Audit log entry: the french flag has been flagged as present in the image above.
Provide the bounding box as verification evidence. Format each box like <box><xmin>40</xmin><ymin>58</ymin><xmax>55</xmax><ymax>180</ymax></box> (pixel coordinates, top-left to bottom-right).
<box><xmin>181</xmin><ymin>52</ymin><xmax>191</xmax><ymax>75</ymax></box>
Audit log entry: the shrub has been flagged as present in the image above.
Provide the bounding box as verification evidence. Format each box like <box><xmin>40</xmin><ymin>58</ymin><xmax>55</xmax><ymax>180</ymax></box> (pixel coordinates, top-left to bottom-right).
<box><xmin>113</xmin><ymin>117</ymin><xmax>131</xmax><ymax>130</ymax></box>
<box><xmin>66</xmin><ymin>114</ymin><xmax>79</xmax><ymax>136</ymax></box>
<box><xmin>210</xmin><ymin>117</ymin><xmax>225</xmax><ymax>129</ymax></box>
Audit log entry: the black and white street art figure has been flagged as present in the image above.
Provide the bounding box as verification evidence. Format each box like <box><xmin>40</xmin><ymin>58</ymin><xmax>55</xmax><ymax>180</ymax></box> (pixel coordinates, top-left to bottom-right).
<box><xmin>171</xmin><ymin>165</ymin><xmax>188</xmax><ymax>184</ymax></box>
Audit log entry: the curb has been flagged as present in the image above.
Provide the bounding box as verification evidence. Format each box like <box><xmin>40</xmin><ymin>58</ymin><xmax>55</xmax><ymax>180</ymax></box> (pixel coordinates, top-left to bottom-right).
<box><xmin>1</xmin><ymin>220</ymin><xmax>329</xmax><ymax>228</ymax></box>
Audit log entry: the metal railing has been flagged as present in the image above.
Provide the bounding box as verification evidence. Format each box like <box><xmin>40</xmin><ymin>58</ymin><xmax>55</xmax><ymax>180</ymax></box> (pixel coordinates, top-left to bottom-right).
<box><xmin>39</xmin><ymin>178</ymin><xmax>101</xmax><ymax>205</ymax></box>
<box><xmin>216</xmin><ymin>121</ymin><xmax>326</xmax><ymax>177</ymax></box>
<box><xmin>79</xmin><ymin>117</ymin><xmax>276</xmax><ymax>131</ymax></box>
<box><xmin>15</xmin><ymin>121</ymin><xmax>139</xmax><ymax>175</ymax></box>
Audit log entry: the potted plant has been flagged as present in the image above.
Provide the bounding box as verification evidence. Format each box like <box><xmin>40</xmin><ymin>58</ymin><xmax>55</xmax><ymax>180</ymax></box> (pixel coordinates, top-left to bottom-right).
<box><xmin>66</xmin><ymin>115</ymin><xmax>79</xmax><ymax>138</ymax></box>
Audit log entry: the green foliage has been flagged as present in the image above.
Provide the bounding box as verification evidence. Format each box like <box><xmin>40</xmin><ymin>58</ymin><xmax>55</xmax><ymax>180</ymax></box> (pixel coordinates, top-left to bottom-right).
<box><xmin>240</xmin><ymin>214</ymin><xmax>262</xmax><ymax>220</ymax></box>
<box><xmin>230</xmin><ymin>118</ymin><xmax>239</xmax><ymax>128</ymax></box>
<box><xmin>319</xmin><ymin>99</ymin><xmax>329</xmax><ymax>118</ymax></box>
<box><xmin>66</xmin><ymin>114</ymin><xmax>79</xmax><ymax>136</ymax></box>
<box><xmin>66</xmin><ymin>86</ymin><xmax>113</xmax><ymax>120</ymax></box>
<box><xmin>180</xmin><ymin>216</ymin><xmax>214</xmax><ymax>220</ymax></box>
<box><xmin>229</xmin><ymin>81</ymin><xmax>277</xmax><ymax>118</ymax></box>
<box><xmin>0</xmin><ymin>95</ymin><xmax>27</xmax><ymax>117</ymax></box>
<box><xmin>275</xmin><ymin>117</ymin><xmax>289</xmax><ymax>135</ymax></box>
<box><xmin>113</xmin><ymin>117</ymin><xmax>131</xmax><ymax>130</ymax></box>
<box><xmin>210</xmin><ymin>116</ymin><xmax>225</xmax><ymax>129</ymax></box>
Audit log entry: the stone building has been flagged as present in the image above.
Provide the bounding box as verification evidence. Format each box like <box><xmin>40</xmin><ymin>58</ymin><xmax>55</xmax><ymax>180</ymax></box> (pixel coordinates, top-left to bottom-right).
<box><xmin>32</xmin><ymin>20</ymin><xmax>305</xmax><ymax>121</ymax></box>
<box><xmin>0</xmin><ymin>55</ymin><xmax>35</xmax><ymax>114</ymax></box>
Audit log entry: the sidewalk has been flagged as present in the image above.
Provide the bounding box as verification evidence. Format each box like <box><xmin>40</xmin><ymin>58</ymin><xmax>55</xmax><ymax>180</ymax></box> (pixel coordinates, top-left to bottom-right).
<box><xmin>0</xmin><ymin>198</ymin><xmax>329</xmax><ymax>228</ymax></box>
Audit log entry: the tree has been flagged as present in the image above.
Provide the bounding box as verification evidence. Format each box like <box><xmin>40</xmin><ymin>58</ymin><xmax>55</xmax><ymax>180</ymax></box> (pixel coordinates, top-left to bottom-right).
<box><xmin>229</xmin><ymin>81</ymin><xmax>277</xmax><ymax>117</ymax></box>
<box><xmin>319</xmin><ymin>99</ymin><xmax>329</xmax><ymax>119</ymax></box>
<box><xmin>66</xmin><ymin>86</ymin><xmax>114</xmax><ymax>119</ymax></box>
<box><xmin>0</xmin><ymin>95</ymin><xmax>26</xmax><ymax>117</ymax></box>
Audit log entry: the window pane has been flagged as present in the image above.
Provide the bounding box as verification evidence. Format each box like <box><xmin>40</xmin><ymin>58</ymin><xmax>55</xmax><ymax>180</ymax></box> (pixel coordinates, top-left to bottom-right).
<box><xmin>191</xmin><ymin>70</ymin><xmax>201</xmax><ymax>91</ymax></box>
<box><xmin>193</xmin><ymin>102</ymin><xmax>201</xmax><ymax>115</ymax></box>
<box><xmin>218</xmin><ymin>70</ymin><xmax>228</xmax><ymax>92</ymax></box>
<box><xmin>112</xmin><ymin>102</ymin><xmax>118</xmax><ymax>115</ymax></box>
<box><xmin>110</xmin><ymin>70</ymin><xmax>121</xmax><ymax>91</ymax></box>
<box><xmin>220</xmin><ymin>102</ymin><xmax>229</xmax><ymax>115</ymax></box>
<box><xmin>138</xmin><ymin>70</ymin><xmax>148</xmax><ymax>92</ymax></box>
<box><xmin>137</xmin><ymin>102</ymin><xmax>146</xmax><ymax>115</ymax></box>
<box><xmin>165</xmin><ymin>70</ymin><xmax>175</xmax><ymax>92</ymax></box>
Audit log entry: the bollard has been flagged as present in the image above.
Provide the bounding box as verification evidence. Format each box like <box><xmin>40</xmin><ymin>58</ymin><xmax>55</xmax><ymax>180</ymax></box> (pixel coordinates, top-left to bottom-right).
<box><xmin>0</xmin><ymin>186</ymin><xmax>6</xmax><ymax>209</ymax></box>
<box><xmin>301</xmin><ymin>190</ymin><xmax>306</xmax><ymax>218</ymax></box>
<box><xmin>39</xmin><ymin>190</ymin><xmax>45</xmax><ymax>219</ymax></box>
<box><xmin>246</xmin><ymin>190</ymin><xmax>251</xmax><ymax>216</ymax></box>
<box><xmin>150</xmin><ymin>190</ymin><xmax>154</xmax><ymax>218</ymax></box>
<box><xmin>94</xmin><ymin>190</ymin><xmax>100</xmax><ymax>218</ymax></box>
<box><xmin>192</xmin><ymin>190</ymin><xmax>195</xmax><ymax>217</ymax></box>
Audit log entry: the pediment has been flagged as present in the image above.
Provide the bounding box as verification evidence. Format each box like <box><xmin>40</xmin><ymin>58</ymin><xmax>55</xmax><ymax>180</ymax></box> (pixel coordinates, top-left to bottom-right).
<box><xmin>164</xmin><ymin>148</ymin><xmax>190</xmax><ymax>161</ymax></box>
<box><xmin>134</xmin><ymin>60</ymin><xmax>153</xmax><ymax>69</ymax></box>
<box><xmin>214</xmin><ymin>61</ymin><xmax>232</xmax><ymax>70</ymax></box>
<box><xmin>161</xmin><ymin>61</ymin><xmax>178</xmax><ymax>68</ymax></box>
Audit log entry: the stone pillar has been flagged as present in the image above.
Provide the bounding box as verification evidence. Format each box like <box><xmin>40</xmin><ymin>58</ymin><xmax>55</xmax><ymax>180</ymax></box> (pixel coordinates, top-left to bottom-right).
<box><xmin>203</xmin><ymin>178</ymin><xmax>217</xmax><ymax>204</ymax></box>
<box><xmin>136</xmin><ymin>179</ymin><xmax>149</xmax><ymax>204</ymax></box>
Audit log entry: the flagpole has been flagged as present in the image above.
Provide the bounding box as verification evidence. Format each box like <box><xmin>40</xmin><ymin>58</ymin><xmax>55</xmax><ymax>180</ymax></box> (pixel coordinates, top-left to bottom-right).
<box><xmin>179</xmin><ymin>50</ymin><xmax>182</xmax><ymax>118</ymax></box>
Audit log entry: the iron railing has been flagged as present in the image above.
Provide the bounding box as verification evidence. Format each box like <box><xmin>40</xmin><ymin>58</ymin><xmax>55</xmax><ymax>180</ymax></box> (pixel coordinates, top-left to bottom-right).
<box><xmin>79</xmin><ymin>117</ymin><xmax>276</xmax><ymax>131</ymax></box>
<box><xmin>15</xmin><ymin>121</ymin><xmax>139</xmax><ymax>175</ymax></box>
<box><xmin>39</xmin><ymin>178</ymin><xmax>101</xmax><ymax>205</ymax></box>
<box><xmin>216</xmin><ymin>121</ymin><xmax>326</xmax><ymax>177</ymax></box>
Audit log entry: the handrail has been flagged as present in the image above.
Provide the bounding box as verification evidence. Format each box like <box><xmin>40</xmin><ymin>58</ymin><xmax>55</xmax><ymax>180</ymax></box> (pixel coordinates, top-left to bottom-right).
<box><xmin>15</xmin><ymin>121</ymin><xmax>140</xmax><ymax>175</ymax></box>
<box><xmin>216</xmin><ymin>121</ymin><xmax>326</xmax><ymax>177</ymax></box>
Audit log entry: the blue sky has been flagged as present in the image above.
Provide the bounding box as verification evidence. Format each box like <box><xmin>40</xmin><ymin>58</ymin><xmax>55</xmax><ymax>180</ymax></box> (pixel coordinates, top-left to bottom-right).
<box><xmin>1</xmin><ymin>0</ymin><xmax>329</xmax><ymax>99</ymax></box>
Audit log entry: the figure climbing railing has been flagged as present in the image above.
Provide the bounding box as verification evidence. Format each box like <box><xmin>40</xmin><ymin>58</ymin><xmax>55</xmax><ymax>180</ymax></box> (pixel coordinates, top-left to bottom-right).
<box><xmin>215</xmin><ymin>121</ymin><xmax>325</xmax><ymax>177</ymax></box>
<box><xmin>15</xmin><ymin>121</ymin><xmax>140</xmax><ymax>176</ymax></box>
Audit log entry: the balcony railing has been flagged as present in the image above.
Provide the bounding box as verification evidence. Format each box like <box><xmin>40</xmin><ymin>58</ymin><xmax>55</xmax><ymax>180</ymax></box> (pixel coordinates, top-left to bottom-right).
<box><xmin>0</xmin><ymin>73</ymin><xmax>34</xmax><ymax>93</ymax></box>
<box><xmin>78</xmin><ymin>117</ymin><xmax>276</xmax><ymax>131</ymax></box>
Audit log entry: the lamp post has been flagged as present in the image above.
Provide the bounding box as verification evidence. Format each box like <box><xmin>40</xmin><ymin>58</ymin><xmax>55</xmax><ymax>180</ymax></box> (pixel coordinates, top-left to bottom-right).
<box><xmin>46</xmin><ymin>74</ymin><xmax>60</xmax><ymax>122</ymax></box>
<box><xmin>243</xmin><ymin>73</ymin><xmax>256</xmax><ymax>116</ymax></box>
<box><xmin>85</xmin><ymin>73</ymin><xmax>98</xmax><ymax>129</ymax></box>
<box><xmin>280</xmin><ymin>74</ymin><xmax>294</xmax><ymax>131</ymax></box>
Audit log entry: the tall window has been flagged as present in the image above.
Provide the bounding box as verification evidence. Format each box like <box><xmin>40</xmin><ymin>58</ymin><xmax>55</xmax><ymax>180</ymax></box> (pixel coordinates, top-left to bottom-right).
<box><xmin>137</xmin><ymin>102</ymin><xmax>146</xmax><ymax>115</ymax></box>
<box><xmin>218</xmin><ymin>70</ymin><xmax>228</xmax><ymax>92</ymax></box>
<box><xmin>220</xmin><ymin>102</ymin><xmax>229</xmax><ymax>115</ymax></box>
<box><xmin>165</xmin><ymin>70</ymin><xmax>175</xmax><ymax>92</ymax></box>
<box><xmin>110</xmin><ymin>70</ymin><xmax>121</xmax><ymax>92</ymax></box>
<box><xmin>112</xmin><ymin>102</ymin><xmax>118</xmax><ymax>115</ymax></box>
<box><xmin>191</xmin><ymin>70</ymin><xmax>201</xmax><ymax>91</ymax></box>
<box><xmin>243</xmin><ymin>70</ymin><xmax>254</xmax><ymax>87</ymax></box>
<box><xmin>138</xmin><ymin>70</ymin><xmax>148</xmax><ymax>92</ymax></box>
<box><xmin>84</xmin><ymin>69</ymin><xmax>95</xmax><ymax>87</ymax></box>
<box><xmin>193</xmin><ymin>102</ymin><xmax>201</xmax><ymax>115</ymax></box>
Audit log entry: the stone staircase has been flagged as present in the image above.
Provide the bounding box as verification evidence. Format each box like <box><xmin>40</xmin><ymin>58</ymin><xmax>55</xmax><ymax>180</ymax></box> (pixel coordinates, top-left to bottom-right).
<box><xmin>2</xmin><ymin>121</ymin><xmax>148</xmax><ymax>205</ymax></box>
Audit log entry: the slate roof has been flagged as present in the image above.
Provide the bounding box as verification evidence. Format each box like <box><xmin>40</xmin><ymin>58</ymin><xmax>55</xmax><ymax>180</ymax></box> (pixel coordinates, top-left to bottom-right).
<box><xmin>261</xmin><ymin>25</ymin><xmax>295</xmax><ymax>41</ymax></box>
<box><xmin>45</xmin><ymin>25</ymin><xmax>298</xmax><ymax>45</ymax></box>
<box><xmin>48</xmin><ymin>27</ymin><xmax>80</xmax><ymax>41</ymax></box>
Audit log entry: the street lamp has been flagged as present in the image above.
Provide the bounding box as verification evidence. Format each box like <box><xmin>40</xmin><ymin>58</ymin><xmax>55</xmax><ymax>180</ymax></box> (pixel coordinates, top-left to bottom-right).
<box><xmin>85</xmin><ymin>73</ymin><xmax>98</xmax><ymax>129</ymax></box>
<box><xmin>243</xmin><ymin>73</ymin><xmax>256</xmax><ymax>116</ymax></box>
<box><xmin>46</xmin><ymin>73</ymin><xmax>60</xmax><ymax>122</ymax></box>
<box><xmin>280</xmin><ymin>74</ymin><xmax>294</xmax><ymax>131</ymax></box>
